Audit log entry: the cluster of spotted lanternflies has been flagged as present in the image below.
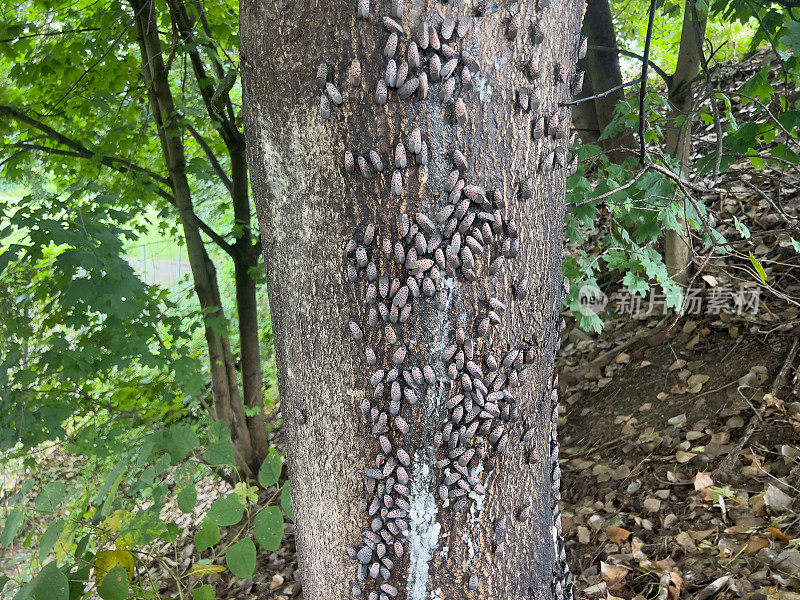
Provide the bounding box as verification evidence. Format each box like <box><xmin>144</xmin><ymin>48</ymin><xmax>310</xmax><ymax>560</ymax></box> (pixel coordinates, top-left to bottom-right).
<box><xmin>310</xmin><ymin>0</ymin><xmax>584</xmax><ymax>598</ymax></box>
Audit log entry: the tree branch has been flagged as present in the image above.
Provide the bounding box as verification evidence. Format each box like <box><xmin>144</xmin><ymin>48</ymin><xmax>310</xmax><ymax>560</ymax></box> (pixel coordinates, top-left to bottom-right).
<box><xmin>588</xmin><ymin>45</ymin><xmax>671</xmax><ymax>83</ymax></box>
<box><xmin>638</xmin><ymin>0</ymin><xmax>658</xmax><ymax>165</ymax></box>
<box><xmin>0</xmin><ymin>104</ymin><xmax>233</xmax><ymax>255</ymax></box>
<box><xmin>186</xmin><ymin>122</ymin><xmax>233</xmax><ymax>193</ymax></box>
<box><xmin>562</xmin><ymin>78</ymin><xmax>642</xmax><ymax>107</ymax></box>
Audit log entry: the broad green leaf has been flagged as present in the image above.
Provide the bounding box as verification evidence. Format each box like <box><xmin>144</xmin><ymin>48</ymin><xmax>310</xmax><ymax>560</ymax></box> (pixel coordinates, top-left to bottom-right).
<box><xmin>170</xmin><ymin>425</ymin><xmax>199</xmax><ymax>461</ymax></box>
<box><xmin>281</xmin><ymin>484</ymin><xmax>294</xmax><ymax>521</ymax></box>
<box><xmin>207</xmin><ymin>495</ymin><xmax>244</xmax><ymax>527</ymax></box>
<box><xmin>192</xmin><ymin>584</ymin><xmax>215</xmax><ymax>600</ymax></box>
<box><xmin>35</xmin><ymin>482</ymin><xmax>66</xmax><ymax>513</ymax></box>
<box><xmin>1</xmin><ymin>509</ymin><xmax>24</xmax><ymax>548</ymax></box>
<box><xmin>258</xmin><ymin>450</ymin><xmax>282</xmax><ymax>488</ymax></box>
<box><xmin>232</xmin><ymin>483</ymin><xmax>258</xmax><ymax>505</ymax></box>
<box><xmin>39</xmin><ymin>519</ymin><xmax>65</xmax><ymax>561</ymax></box>
<box><xmin>96</xmin><ymin>566</ymin><xmax>129</xmax><ymax>600</ymax></box>
<box><xmin>253</xmin><ymin>506</ymin><xmax>283</xmax><ymax>551</ymax></box>
<box><xmin>225</xmin><ymin>538</ymin><xmax>256</xmax><ymax>579</ymax></box>
<box><xmin>205</xmin><ymin>440</ymin><xmax>236</xmax><ymax>467</ymax></box>
<box><xmin>33</xmin><ymin>562</ymin><xmax>69</xmax><ymax>600</ymax></box>
<box><xmin>194</xmin><ymin>520</ymin><xmax>220</xmax><ymax>552</ymax></box>
<box><xmin>177</xmin><ymin>484</ymin><xmax>198</xmax><ymax>513</ymax></box>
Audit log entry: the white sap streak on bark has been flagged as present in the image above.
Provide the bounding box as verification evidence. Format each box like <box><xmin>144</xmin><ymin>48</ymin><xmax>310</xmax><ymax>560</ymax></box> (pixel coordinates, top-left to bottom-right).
<box><xmin>407</xmin><ymin>274</ymin><xmax>458</xmax><ymax>600</ymax></box>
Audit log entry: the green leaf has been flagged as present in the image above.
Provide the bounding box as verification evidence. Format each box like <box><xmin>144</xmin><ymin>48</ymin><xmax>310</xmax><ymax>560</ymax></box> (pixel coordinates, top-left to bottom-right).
<box><xmin>791</xmin><ymin>239</ymin><xmax>800</xmax><ymax>253</ymax></box>
<box><xmin>205</xmin><ymin>440</ymin><xmax>236</xmax><ymax>467</ymax></box>
<box><xmin>1</xmin><ymin>509</ymin><xmax>24</xmax><ymax>548</ymax></box>
<box><xmin>39</xmin><ymin>519</ymin><xmax>65</xmax><ymax>561</ymax></box>
<box><xmin>749</xmin><ymin>252</ymin><xmax>768</xmax><ymax>284</ymax></box>
<box><xmin>281</xmin><ymin>484</ymin><xmax>294</xmax><ymax>521</ymax></box>
<box><xmin>97</xmin><ymin>566</ymin><xmax>129</xmax><ymax>600</ymax></box>
<box><xmin>35</xmin><ymin>482</ymin><xmax>67</xmax><ymax>513</ymax></box>
<box><xmin>192</xmin><ymin>584</ymin><xmax>215</xmax><ymax>600</ymax></box>
<box><xmin>258</xmin><ymin>450</ymin><xmax>282</xmax><ymax>488</ymax></box>
<box><xmin>177</xmin><ymin>484</ymin><xmax>198</xmax><ymax>513</ymax></box>
<box><xmin>225</xmin><ymin>538</ymin><xmax>256</xmax><ymax>579</ymax></box>
<box><xmin>194</xmin><ymin>519</ymin><xmax>220</xmax><ymax>552</ymax></box>
<box><xmin>170</xmin><ymin>425</ymin><xmax>199</xmax><ymax>461</ymax></box>
<box><xmin>207</xmin><ymin>494</ymin><xmax>245</xmax><ymax>527</ymax></box>
<box><xmin>33</xmin><ymin>562</ymin><xmax>69</xmax><ymax>600</ymax></box>
<box><xmin>253</xmin><ymin>506</ymin><xmax>283</xmax><ymax>551</ymax></box>
<box><xmin>733</xmin><ymin>216</ymin><xmax>750</xmax><ymax>239</ymax></box>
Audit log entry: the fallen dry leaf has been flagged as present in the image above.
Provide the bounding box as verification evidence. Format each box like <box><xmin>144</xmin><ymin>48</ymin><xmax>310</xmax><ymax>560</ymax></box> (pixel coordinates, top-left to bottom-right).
<box><xmin>694</xmin><ymin>471</ymin><xmax>714</xmax><ymax>491</ymax></box>
<box><xmin>606</xmin><ymin>525</ymin><xmax>631</xmax><ymax>544</ymax></box>
<box><xmin>600</xmin><ymin>561</ymin><xmax>629</xmax><ymax>590</ymax></box>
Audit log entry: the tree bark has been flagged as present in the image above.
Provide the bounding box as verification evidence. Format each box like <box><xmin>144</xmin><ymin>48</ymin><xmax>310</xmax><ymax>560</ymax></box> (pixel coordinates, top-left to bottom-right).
<box><xmin>664</xmin><ymin>0</ymin><xmax>706</xmax><ymax>286</ymax></box>
<box><xmin>574</xmin><ymin>0</ymin><xmax>636</xmax><ymax>160</ymax></box>
<box><xmin>241</xmin><ymin>1</ymin><xmax>582</xmax><ymax>599</ymax></box>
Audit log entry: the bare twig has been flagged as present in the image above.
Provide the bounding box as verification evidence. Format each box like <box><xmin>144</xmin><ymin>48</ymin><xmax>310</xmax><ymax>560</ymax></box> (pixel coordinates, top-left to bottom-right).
<box><xmin>562</xmin><ymin>78</ymin><xmax>642</xmax><ymax>107</ymax></box>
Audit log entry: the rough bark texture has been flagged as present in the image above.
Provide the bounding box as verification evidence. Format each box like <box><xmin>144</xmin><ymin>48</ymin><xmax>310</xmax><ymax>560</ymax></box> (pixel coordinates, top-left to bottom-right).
<box><xmin>664</xmin><ymin>0</ymin><xmax>706</xmax><ymax>286</ymax></box>
<box><xmin>573</xmin><ymin>0</ymin><xmax>635</xmax><ymax>159</ymax></box>
<box><xmin>241</xmin><ymin>1</ymin><xmax>582</xmax><ymax>598</ymax></box>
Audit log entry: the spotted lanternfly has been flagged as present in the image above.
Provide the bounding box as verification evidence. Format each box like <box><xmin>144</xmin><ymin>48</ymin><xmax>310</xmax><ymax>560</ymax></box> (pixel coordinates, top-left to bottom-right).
<box><xmin>441</xmin><ymin>57</ymin><xmax>458</xmax><ymax>80</ymax></box>
<box><xmin>439</xmin><ymin>77</ymin><xmax>456</xmax><ymax>103</ymax></box>
<box><xmin>453</xmin><ymin>497</ymin><xmax>468</xmax><ymax>513</ymax></box>
<box><xmin>416</xmin><ymin>141</ymin><xmax>428</xmax><ymax>165</ymax></box>
<box><xmin>355</xmin><ymin>246</ymin><xmax>368</xmax><ymax>267</ymax></box>
<box><xmin>385</xmin><ymin>32</ymin><xmax>398</xmax><ymax>58</ymax></box>
<box><xmin>408</xmin><ymin>128</ymin><xmax>422</xmax><ymax>155</ymax></box>
<box><xmin>356</xmin><ymin>0</ymin><xmax>369</xmax><ymax>18</ymax></box>
<box><xmin>468</xmin><ymin>574</ymin><xmax>478</xmax><ymax>591</ymax></box>
<box><xmin>344</xmin><ymin>150</ymin><xmax>356</xmax><ymax>174</ymax></box>
<box><xmin>555</xmin><ymin>62</ymin><xmax>569</xmax><ymax>84</ymax></box>
<box><xmin>554</xmin><ymin>148</ymin><xmax>565</xmax><ymax>168</ymax></box>
<box><xmin>366</xmin><ymin>262</ymin><xmax>377</xmax><ymax>281</ymax></box>
<box><xmin>570</xmin><ymin>33</ymin><xmax>586</xmax><ymax>64</ymax></box>
<box><xmin>516</xmin><ymin>276</ymin><xmax>528</xmax><ymax>300</ymax></box>
<box><xmin>456</xmin><ymin>66</ymin><xmax>471</xmax><ymax>92</ymax></box>
<box><xmin>530</xmin><ymin>86</ymin><xmax>542</xmax><ymax>110</ymax></box>
<box><xmin>571</xmin><ymin>70</ymin><xmax>585</xmax><ymax>96</ymax></box>
<box><xmin>392</xmin><ymin>346</ymin><xmax>406</xmax><ymax>365</ymax></box>
<box><xmin>440</xmin><ymin>17</ymin><xmax>455</xmax><ymax>40</ymax></box>
<box><xmin>429</xmin><ymin>23</ymin><xmax>441</xmax><ymax>50</ymax></box>
<box><xmin>418</xmin><ymin>20</ymin><xmax>430</xmax><ymax>49</ymax></box>
<box><xmin>349</xmin><ymin>321</ymin><xmax>363</xmax><ymax>341</ymax></box>
<box><xmin>315</xmin><ymin>62</ymin><xmax>328</xmax><ymax>88</ymax></box>
<box><xmin>391</xmin><ymin>0</ymin><xmax>403</xmax><ymax>18</ymax></box>
<box><xmin>384</xmin><ymin>15</ymin><xmax>404</xmax><ymax>33</ymax></box>
<box><xmin>532</xmin><ymin>115</ymin><xmax>545</xmax><ymax>140</ymax></box>
<box><xmin>418</xmin><ymin>72</ymin><xmax>429</xmax><ymax>99</ymax></box>
<box><xmin>428</xmin><ymin>53</ymin><xmax>441</xmax><ymax>81</ymax></box>
<box><xmin>294</xmin><ymin>407</ymin><xmax>306</xmax><ymax>424</ymax></box>
<box><xmin>365</xmin><ymin>346</ymin><xmax>377</xmax><ymax>365</ymax></box>
<box><xmin>457</xmin><ymin>16</ymin><xmax>472</xmax><ymax>38</ymax></box>
<box><xmin>526</xmin><ymin>58</ymin><xmax>541</xmax><ymax>81</ymax></box>
<box><xmin>548</xmin><ymin>113</ymin><xmax>560</xmax><ymax>137</ymax></box>
<box><xmin>357</xmin><ymin>155</ymin><xmax>370</xmax><ymax>179</ymax></box>
<box><xmin>396</xmin><ymin>61</ymin><xmax>409</xmax><ymax>89</ymax></box>
<box><xmin>541</xmin><ymin>150</ymin><xmax>555</xmax><ymax>172</ymax></box>
<box><xmin>518</xmin><ymin>86</ymin><xmax>530</xmax><ymax>111</ymax></box>
<box><xmin>477</xmin><ymin>316</ymin><xmax>490</xmax><ymax>337</ymax></box>
<box><xmin>533</xmin><ymin>20</ymin><xmax>545</xmax><ymax>44</ymax></box>
<box><xmin>368</xmin><ymin>150</ymin><xmax>383</xmax><ymax>173</ymax></box>
<box><xmin>385</xmin><ymin>59</ymin><xmax>398</xmax><ymax>88</ymax></box>
<box><xmin>375</xmin><ymin>79</ymin><xmax>388</xmax><ymax>105</ymax></box>
<box><xmin>441</xmin><ymin>42</ymin><xmax>457</xmax><ymax>60</ymax></box>
<box><xmin>520</xmin><ymin>177</ymin><xmax>533</xmax><ymax>199</ymax></box>
<box><xmin>325</xmin><ymin>82</ymin><xmax>342</xmax><ymax>105</ymax></box>
<box><xmin>398</xmin><ymin>77</ymin><xmax>418</xmax><ymax>100</ymax></box>
<box><xmin>416</xmin><ymin>212</ymin><xmax>434</xmax><ymax>234</ymax></box>
<box><xmin>506</xmin><ymin>15</ymin><xmax>520</xmax><ymax>39</ymax></box>
<box><xmin>393</xmin><ymin>143</ymin><xmax>408</xmax><ymax>169</ymax></box>
<box><xmin>404</xmin><ymin>41</ymin><xmax>420</xmax><ymax>70</ymax></box>
<box><xmin>461</xmin><ymin>50</ymin><xmax>479</xmax><ymax>73</ymax></box>
<box><xmin>319</xmin><ymin>95</ymin><xmax>331</xmax><ymax>119</ymax></box>
<box><xmin>453</xmin><ymin>149</ymin><xmax>467</xmax><ymax>171</ymax></box>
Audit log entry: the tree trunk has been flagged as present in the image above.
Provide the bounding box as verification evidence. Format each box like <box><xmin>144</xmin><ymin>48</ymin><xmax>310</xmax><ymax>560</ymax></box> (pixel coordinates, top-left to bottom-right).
<box><xmin>133</xmin><ymin>0</ymin><xmax>259</xmax><ymax>475</ymax></box>
<box><xmin>664</xmin><ymin>0</ymin><xmax>706</xmax><ymax>286</ymax></box>
<box><xmin>574</xmin><ymin>0</ymin><xmax>636</xmax><ymax>160</ymax></box>
<box><xmin>241</xmin><ymin>1</ymin><xmax>582</xmax><ymax>598</ymax></box>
